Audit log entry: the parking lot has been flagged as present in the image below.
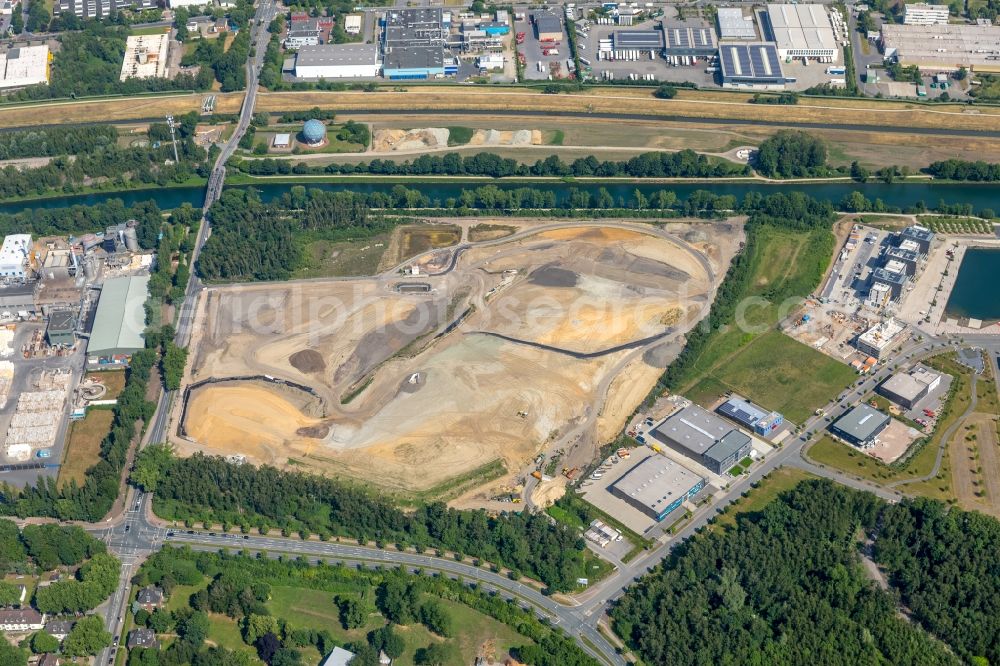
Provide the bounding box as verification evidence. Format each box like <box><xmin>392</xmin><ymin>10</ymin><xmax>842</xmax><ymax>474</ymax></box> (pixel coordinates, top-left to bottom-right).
<box><xmin>578</xmin><ymin>446</ymin><xmax>663</xmax><ymax>535</ymax></box>
<box><xmin>516</xmin><ymin>12</ymin><xmax>573</xmax><ymax>81</ymax></box>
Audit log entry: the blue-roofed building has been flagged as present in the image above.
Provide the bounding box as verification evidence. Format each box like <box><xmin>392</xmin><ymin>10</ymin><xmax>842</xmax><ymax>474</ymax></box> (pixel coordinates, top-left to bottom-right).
<box><xmin>718</xmin><ymin>41</ymin><xmax>789</xmax><ymax>88</ymax></box>
<box><xmin>717</xmin><ymin>396</ymin><xmax>784</xmax><ymax>436</ymax></box>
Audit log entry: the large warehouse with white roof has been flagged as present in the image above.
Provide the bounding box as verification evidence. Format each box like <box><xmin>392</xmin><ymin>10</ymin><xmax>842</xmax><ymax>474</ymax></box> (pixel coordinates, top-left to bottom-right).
<box><xmin>765</xmin><ymin>3</ymin><xmax>839</xmax><ymax>61</ymax></box>
<box><xmin>881</xmin><ymin>23</ymin><xmax>1000</xmax><ymax>73</ymax></box>
<box><xmin>294</xmin><ymin>44</ymin><xmax>381</xmax><ymax>79</ymax></box>
<box><xmin>0</xmin><ymin>45</ymin><xmax>49</xmax><ymax>89</ymax></box>
<box><xmin>609</xmin><ymin>455</ymin><xmax>706</xmax><ymax>521</ymax></box>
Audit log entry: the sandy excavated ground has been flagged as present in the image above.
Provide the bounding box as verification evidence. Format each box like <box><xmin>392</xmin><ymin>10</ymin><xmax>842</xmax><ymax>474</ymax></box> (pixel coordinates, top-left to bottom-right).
<box><xmin>373</xmin><ymin>128</ymin><xmax>450</xmax><ymax>152</ymax></box>
<box><xmin>467</xmin><ymin>129</ymin><xmax>543</xmax><ymax>147</ymax></box>
<box><xmin>371</xmin><ymin>127</ymin><xmax>542</xmax><ymax>153</ymax></box>
<box><xmin>177</xmin><ymin>224</ymin><xmax>736</xmax><ymax>495</ymax></box>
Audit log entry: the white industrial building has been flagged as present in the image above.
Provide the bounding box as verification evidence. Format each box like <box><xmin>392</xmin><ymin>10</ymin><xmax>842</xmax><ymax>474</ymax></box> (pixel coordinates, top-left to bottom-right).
<box><xmin>120</xmin><ymin>33</ymin><xmax>170</xmax><ymax>81</ymax></box>
<box><xmin>717</xmin><ymin>7</ymin><xmax>757</xmax><ymax>40</ymax></box>
<box><xmin>285</xmin><ymin>18</ymin><xmax>321</xmax><ymax>48</ymax></box>
<box><xmin>0</xmin><ymin>45</ymin><xmax>49</xmax><ymax>89</ymax></box>
<box><xmin>0</xmin><ymin>235</ymin><xmax>31</xmax><ymax>280</ymax></box>
<box><xmin>903</xmin><ymin>3</ymin><xmax>950</xmax><ymax>25</ymax></box>
<box><xmin>294</xmin><ymin>44</ymin><xmax>381</xmax><ymax>78</ymax></box>
<box><xmin>167</xmin><ymin>0</ymin><xmax>211</xmax><ymax>7</ymax></box>
<box><xmin>476</xmin><ymin>53</ymin><xmax>504</xmax><ymax>70</ymax></box>
<box><xmin>345</xmin><ymin>14</ymin><xmax>362</xmax><ymax>34</ymax></box>
<box><xmin>881</xmin><ymin>24</ymin><xmax>1000</xmax><ymax>72</ymax></box>
<box><xmin>766</xmin><ymin>4</ymin><xmax>839</xmax><ymax>61</ymax></box>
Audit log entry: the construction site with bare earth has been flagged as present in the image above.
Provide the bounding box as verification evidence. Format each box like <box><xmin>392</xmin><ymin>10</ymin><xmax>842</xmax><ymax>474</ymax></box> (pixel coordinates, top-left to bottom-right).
<box><xmin>169</xmin><ymin>221</ymin><xmax>741</xmax><ymax>503</ymax></box>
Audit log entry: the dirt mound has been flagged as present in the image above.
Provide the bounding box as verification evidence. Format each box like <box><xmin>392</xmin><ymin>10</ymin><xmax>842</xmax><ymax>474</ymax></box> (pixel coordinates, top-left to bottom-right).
<box><xmin>528</xmin><ymin>265</ymin><xmax>579</xmax><ymax>288</ymax></box>
<box><xmin>373</xmin><ymin>128</ymin><xmax>449</xmax><ymax>152</ymax></box>
<box><xmin>296</xmin><ymin>423</ymin><xmax>331</xmax><ymax>438</ymax></box>
<box><xmin>289</xmin><ymin>349</ymin><xmax>326</xmax><ymax>373</ymax></box>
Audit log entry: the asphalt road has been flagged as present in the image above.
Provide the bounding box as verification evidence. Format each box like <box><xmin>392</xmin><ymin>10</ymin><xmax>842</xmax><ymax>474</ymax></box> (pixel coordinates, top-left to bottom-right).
<box><xmin>93</xmin><ymin>5</ymin><xmax>276</xmax><ymax>663</ymax></box>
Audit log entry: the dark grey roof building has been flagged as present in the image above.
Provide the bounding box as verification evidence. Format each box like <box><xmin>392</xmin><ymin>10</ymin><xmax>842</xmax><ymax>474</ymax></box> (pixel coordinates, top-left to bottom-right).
<box><xmin>613</xmin><ymin>30</ymin><xmax>663</xmax><ymax>49</ymax></box>
<box><xmin>46</xmin><ymin>310</ymin><xmax>76</xmax><ymax>347</ymax></box>
<box><xmin>383</xmin><ymin>45</ymin><xmax>443</xmax><ymax>71</ymax></box>
<box><xmin>653</xmin><ymin>404</ymin><xmax>755</xmax><ymax>473</ymax></box>
<box><xmin>898</xmin><ymin>225</ymin><xmax>934</xmax><ymax>254</ymax></box>
<box><xmin>830</xmin><ymin>404</ymin><xmax>890</xmax><ymax>446</ymax></box>
<box><xmin>127</xmin><ymin>627</ymin><xmax>159</xmax><ymax>650</ymax></box>
<box><xmin>135</xmin><ymin>586</ymin><xmax>164</xmax><ymax>609</ymax></box>
<box><xmin>884</xmin><ymin>247</ymin><xmax>920</xmax><ymax>275</ymax></box>
<box><xmin>532</xmin><ymin>11</ymin><xmax>562</xmax><ymax>39</ymax></box>
<box><xmin>871</xmin><ymin>267</ymin><xmax>907</xmax><ymax>300</ymax></box>
<box><xmin>44</xmin><ymin>619</ymin><xmax>74</xmax><ymax>640</ymax></box>
<box><xmin>704</xmin><ymin>430</ymin><xmax>752</xmax><ymax>474</ymax></box>
<box><xmin>663</xmin><ymin>25</ymin><xmax>718</xmax><ymax>56</ymax></box>
<box><xmin>718</xmin><ymin>42</ymin><xmax>788</xmax><ymax>88</ymax></box>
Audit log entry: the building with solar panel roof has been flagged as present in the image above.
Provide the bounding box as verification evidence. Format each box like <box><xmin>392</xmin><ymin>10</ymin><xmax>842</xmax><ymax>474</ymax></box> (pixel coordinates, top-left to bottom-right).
<box><xmin>662</xmin><ymin>25</ymin><xmax>718</xmax><ymax>57</ymax></box>
<box><xmin>717</xmin><ymin>396</ymin><xmax>784</xmax><ymax>437</ymax></box>
<box><xmin>718</xmin><ymin>41</ymin><xmax>789</xmax><ymax>88</ymax></box>
<box><xmin>613</xmin><ymin>30</ymin><xmax>663</xmax><ymax>50</ymax></box>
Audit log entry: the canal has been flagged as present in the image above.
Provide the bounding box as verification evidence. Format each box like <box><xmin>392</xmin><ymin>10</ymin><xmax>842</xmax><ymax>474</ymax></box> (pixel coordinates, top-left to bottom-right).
<box><xmin>1</xmin><ymin>180</ymin><xmax>999</xmax><ymax>217</ymax></box>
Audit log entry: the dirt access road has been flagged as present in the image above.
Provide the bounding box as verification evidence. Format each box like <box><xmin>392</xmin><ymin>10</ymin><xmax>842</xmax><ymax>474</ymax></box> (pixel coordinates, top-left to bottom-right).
<box><xmin>174</xmin><ymin>219</ymin><xmax>741</xmax><ymax>504</ymax></box>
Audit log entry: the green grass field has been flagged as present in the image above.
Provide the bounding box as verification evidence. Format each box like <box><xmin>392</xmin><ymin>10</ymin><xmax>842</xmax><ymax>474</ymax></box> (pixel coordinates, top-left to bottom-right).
<box><xmin>293</xmin><ymin>234</ymin><xmax>389</xmax><ymax>278</ymax></box>
<box><xmin>207</xmin><ymin>614</ymin><xmax>253</xmax><ymax>653</ymax></box>
<box><xmin>690</xmin><ymin>330</ymin><xmax>856</xmax><ymax>423</ymax></box>
<box><xmin>164</xmin><ymin>580</ymin><xmax>209</xmax><ymax>612</ymax></box>
<box><xmin>676</xmin><ymin>225</ymin><xmax>850</xmax><ymax>422</ymax></box>
<box><xmin>267</xmin><ymin>584</ymin><xmax>379</xmax><ymax>640</ymax></box>
<box><xmin>266</xmin><ymin>585</ymin><xmax>528</xmax><ymax>665</ymax></box>
<box><xmin>447</xmin><ymin>126</ymin><xmax>474</xmax><ymax>146</ymax></box>
<box><xmin>130</xmin><ymin>26</ymin><xmax>170</xmax><ymax>36</ymax></box>
<box><xmin>546</xmin><ymin>504</ymin><xmax>587</xmax><ymax>530</ymax></box>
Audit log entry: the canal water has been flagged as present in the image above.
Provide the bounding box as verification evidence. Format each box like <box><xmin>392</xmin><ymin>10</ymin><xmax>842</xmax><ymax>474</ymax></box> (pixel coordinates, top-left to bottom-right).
<box><xmin>945</xmin><ymin>248</ymin><xmax>1000</xmax><ymax>322</ymax></box>
<box><xmin>1</xmin><ymin>180</ymin><xmax>999</xmax><ymax>217</ymax></box>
